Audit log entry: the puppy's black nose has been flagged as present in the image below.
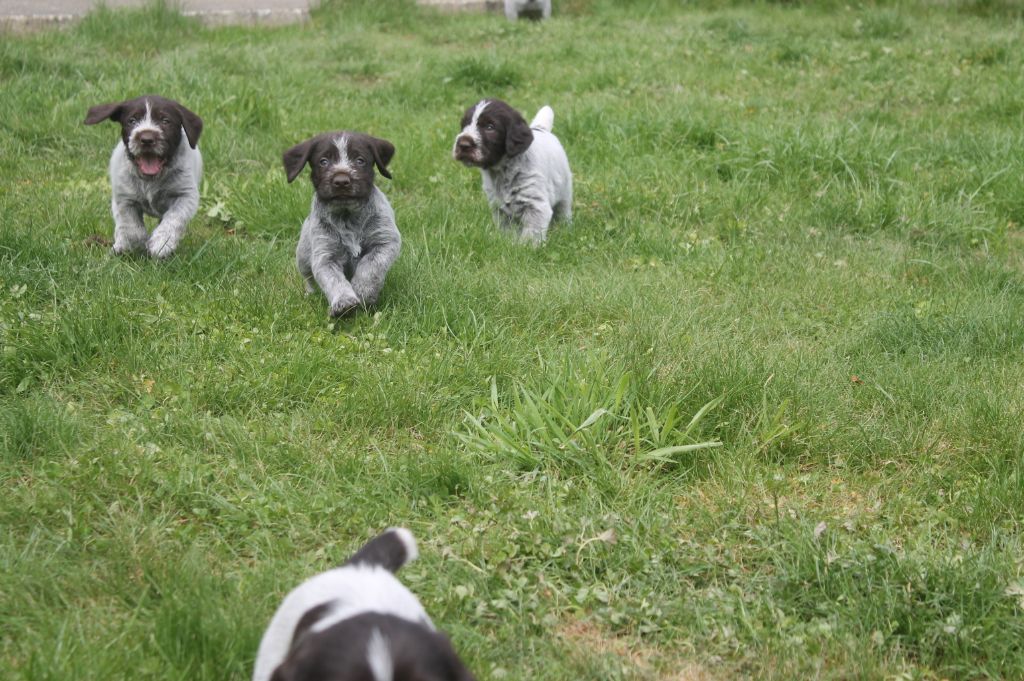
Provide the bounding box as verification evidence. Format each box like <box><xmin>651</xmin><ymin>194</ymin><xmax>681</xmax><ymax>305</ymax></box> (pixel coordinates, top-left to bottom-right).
<box><xmin>332</xmin><ymin>173</ymin><xmax>351</xmax><ymax>189</ymax></box>
<box><xmin>138</xmin><ymin>131</ymin><xmax>157</xmax><ymax>146</ymax></box>
<box><xmin>457</xmin><ymin>138</ymin><xmax>475</xmax><ymax>153</ymax></box>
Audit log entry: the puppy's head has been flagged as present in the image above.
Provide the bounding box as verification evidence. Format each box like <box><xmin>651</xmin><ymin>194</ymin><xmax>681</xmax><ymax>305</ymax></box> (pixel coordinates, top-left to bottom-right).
<box><xmin>452</xmin><ymin>99</ymin><xmax>533</xmax><ymax>169</ymax></box>
<box><xmin>283</xmin><ymin>132</ymin><xmax>395</xmax><ymax>203</ymax></box>
<box><xmin>84</xmin><ymin>95</ymin><xmax>202</xmax><ymax>178</ymax></box>
<box><xmin>271</xmin><ymin>613</ymin><xmax>476</xmax><ymax>681</ymax></box>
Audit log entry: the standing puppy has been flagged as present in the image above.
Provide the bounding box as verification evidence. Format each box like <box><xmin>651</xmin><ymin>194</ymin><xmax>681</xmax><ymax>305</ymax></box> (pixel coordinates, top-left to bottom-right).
<box><xmin>252</xmin><ymin>528</ymin><xmax>476</xmax><ymax>681</ymax></box>
<box><xmin>504</xmin><ymin>0</ymin><xmax>551</xmax><ymax>21</ymax></box>
<box><xmin>84</xmin><ymin>95</ymin><xmax>203</xmax><ymax>258</ymax></box>
<box><xmin>284</xmin><ymin>132</ymin><xmax>400</xmax><ymax>317</ymax></box>
<box><xmin>452</xmin><ymin>99</ymin><xmax>572</xmax><ymax>245</ymax></box>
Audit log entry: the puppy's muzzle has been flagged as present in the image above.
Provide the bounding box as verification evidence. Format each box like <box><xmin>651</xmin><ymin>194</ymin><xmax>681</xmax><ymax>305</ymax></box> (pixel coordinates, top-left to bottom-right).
<box><xmin>454</xmin><ymin>135</ymin><xmax>478</xmax><ymax>163</ymax></box>
<box><xmin>137</xmin><ymin>131</ymin><xmax>158</xmax><ymax>148</ymax></box>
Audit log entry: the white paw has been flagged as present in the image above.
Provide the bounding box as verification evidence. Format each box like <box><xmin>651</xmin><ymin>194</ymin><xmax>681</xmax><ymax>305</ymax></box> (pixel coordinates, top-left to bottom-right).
<box><xmin>147</xmin><ymin>237</ymin><xmax>177</xmax><ymax>259</ymax></box>
<box><xmin>112</xmin><ymin>239</ymin><xmax>143</xmax><ymax>255</ymax></box>
<box><xmin>329</xmin><ymin>292</ymin><xmax>361</xmax><ymax>318</ymax></box>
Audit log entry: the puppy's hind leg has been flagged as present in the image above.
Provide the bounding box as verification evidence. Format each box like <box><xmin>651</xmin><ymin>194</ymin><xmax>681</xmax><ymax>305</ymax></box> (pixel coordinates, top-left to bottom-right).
<box><xmin>553</xmin><ymin>199</ymin><xmax>572</xmax><ymax>224</ymax></box>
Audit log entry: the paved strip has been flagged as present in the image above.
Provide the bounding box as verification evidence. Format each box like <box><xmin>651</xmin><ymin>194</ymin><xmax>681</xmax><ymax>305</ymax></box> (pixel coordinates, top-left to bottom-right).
<box><xmin>0</xmin><ymin>0</ymin><xmax>499</xmax><ymax>33</ymax></box>
<box><xmin>0</xmin><ymin>0</ymin><xmax>314</xmax><ymax>32</ymax></box>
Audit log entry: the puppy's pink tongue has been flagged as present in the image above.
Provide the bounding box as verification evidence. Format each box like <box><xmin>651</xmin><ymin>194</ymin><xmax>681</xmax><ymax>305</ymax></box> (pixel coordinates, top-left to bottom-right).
<box><xmin>138</xmin><ymin>157</ymin><xmax>164</xmax><ymax>176</ymax></box>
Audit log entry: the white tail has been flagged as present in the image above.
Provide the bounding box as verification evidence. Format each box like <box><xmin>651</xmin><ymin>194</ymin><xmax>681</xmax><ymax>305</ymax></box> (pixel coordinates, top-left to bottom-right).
<box><xmin>531</xmin><ymin>105</ymin><xmax>554</xmax><ymax>132</ymax></box>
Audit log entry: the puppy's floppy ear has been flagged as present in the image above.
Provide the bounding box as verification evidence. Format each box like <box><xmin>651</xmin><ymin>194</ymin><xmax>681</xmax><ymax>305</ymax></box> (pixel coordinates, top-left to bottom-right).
<box><xmin>84</xmin><ymin>102</ymin><xmax>123</xmax><ymax>125</ymax></box>
<box><xmin>175</xmin><ymin>103</ymin><xmax>203</xmax><ymax>148</ymax></box>
<box><xmin>504</xmin><ymin>112</ymin><xmax>534</xmax><ymax>157</ymax></box>
<box><xmin>369</xmin><ymin>136</ymin><xmax>395</xmax><ymax>180</ymax></box>
<box><xmin>283</xmin><ymin>138</ymin><xmax>316</xmax><ymax>183</ymax></box>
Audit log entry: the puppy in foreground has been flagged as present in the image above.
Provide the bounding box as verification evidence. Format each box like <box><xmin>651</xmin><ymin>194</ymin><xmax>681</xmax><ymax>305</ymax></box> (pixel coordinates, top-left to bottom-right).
<box><xmin>84</xmin><ymin>95</ymin><xmax>203</xmax><ymax>258</ymax></box>
<box><xmin>452</xmin><ymin>99</ymin><xmax>572</xmax><ymax>245</ymax></box>
<box><xmin>284</xmin><ymin>131</ymin><xmax>400</xmax><ymax>317</ymax></box>
<box><xmin>252</xmin><ymin>528</ymin><xmax>476</xmax><ymax>681</ymax></box>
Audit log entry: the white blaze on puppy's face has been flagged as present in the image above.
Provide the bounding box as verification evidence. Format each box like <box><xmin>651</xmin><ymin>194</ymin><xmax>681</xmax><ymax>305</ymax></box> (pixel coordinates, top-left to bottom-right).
<box><xmin>452</xmin><ymin>100</ymin><xmax>490</xmax><ymax>165</ymax></box>
<box><xmin>464</xmin><ymin>100</ymin><xmax>489</xmax><ymax>147</ymax></box>
<box><xmin>127</xmin><ymin>101</ymin><xmax>158</xmax><ymax>151</ymax></box>
<box><xmin>333</xmin><ymin>134</ymin><xmax>354</xmax><ymax>174</ymax></box>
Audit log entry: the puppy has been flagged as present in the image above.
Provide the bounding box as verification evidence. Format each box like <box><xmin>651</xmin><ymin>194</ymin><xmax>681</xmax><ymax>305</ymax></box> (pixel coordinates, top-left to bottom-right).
<box><xmin>84</xmin><ymin>95</ymin><xmax>203</xmax><ymax>258</ymax></box>
<box><xmin>504</xmin><ymin>0</ymin><xmax>551</xmax><ymax>21</ymax></box>
<box><xmin>284</xmin><ymin>131</ymin><xmax>400</xmax><ymax>317</ymax></box>
<box><xmin>252</xmin><ymin>528</ymin><xmax>476</xmax><ymax>681</ymax></box>
<box><xmin>452</xmin><ymin>99</ymin><xmax>572</xmax><ymax>245</ymax></box>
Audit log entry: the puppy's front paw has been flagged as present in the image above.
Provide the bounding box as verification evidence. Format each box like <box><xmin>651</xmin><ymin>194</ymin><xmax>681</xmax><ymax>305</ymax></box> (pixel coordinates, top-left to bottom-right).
<box><xmin>518</xmin><ymin>231</ymin><xmax>546</xmax><ymax>247</ymax></box>
<box><xmin>112</xmin><ymin>239</ymin><xmax>143</xmax><ymax>256</ymax></box>
<box><xmin>147</xmin><ymin>237</ymin><xmax>177</xmax><ymax>260</ymax></box>
<box><xmin>329</xmin><ymin>292</ymin><xmax>361</xmax><ymax>318</ymax></box>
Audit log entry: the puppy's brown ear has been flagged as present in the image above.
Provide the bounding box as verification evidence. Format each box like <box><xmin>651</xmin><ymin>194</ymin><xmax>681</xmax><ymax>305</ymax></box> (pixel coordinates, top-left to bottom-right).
<box><xmin>175</xmin><ymin>103</ymin><xmax>203</xmax><ymax>148</ymax></box>
<box><xmin>283</xmin><ymin>138</ymin><xmax>316</xmax><ymax>183</ymax></box>
<box><xmin>369</xmin><ymin>136</ymin><xmax>395</xmax><ymax>180</ymax></box>
<box><xmin>504</xmin><ymin>113</ymin><xmax>533</xmax><ymax>157</ymax></box>
<box><xmin>84</xmin><ymin>102</ymin><xmax>123</xmax><ymax>125</ymax></box>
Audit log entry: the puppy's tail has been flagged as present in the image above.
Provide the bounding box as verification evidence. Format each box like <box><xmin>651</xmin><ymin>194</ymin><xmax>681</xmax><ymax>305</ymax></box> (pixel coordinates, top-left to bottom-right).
<box><xmin>531</xmin><ymin>105</ymin><xmax>555</xmax><ymax>132</ymax></box>
<box><xmin>344</xmin><ymin>527</ymin><xmax>419</xmax><ymax>573</ymax></box>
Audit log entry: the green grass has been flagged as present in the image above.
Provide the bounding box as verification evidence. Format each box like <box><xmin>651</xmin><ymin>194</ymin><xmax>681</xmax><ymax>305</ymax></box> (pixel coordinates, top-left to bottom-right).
<box><xmin>2</xmin><ymin>0</ymin><xmax>1023</xmax><ymax>678</ymax></box>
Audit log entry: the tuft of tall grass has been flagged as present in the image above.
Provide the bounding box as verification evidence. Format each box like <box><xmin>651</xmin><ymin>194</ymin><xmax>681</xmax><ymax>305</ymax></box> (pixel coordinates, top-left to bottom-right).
<box><xmin>458</xmin><ymin>368</ymin><xmax>722</xmax><ymax>474</ymax></box>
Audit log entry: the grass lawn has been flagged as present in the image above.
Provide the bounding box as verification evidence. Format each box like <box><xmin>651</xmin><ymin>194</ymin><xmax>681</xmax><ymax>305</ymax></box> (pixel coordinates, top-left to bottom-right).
<box><xmin>2</xmin><ymin>0</ymin><xmax>1024</xmax><ymax>678</ymax></box>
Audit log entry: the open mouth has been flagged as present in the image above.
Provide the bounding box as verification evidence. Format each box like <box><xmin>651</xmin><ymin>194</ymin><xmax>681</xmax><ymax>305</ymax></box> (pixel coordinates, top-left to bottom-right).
<box><xmin>135</xmin><ymin>155</ymin><xmax>165</xmax><ymax>177</ymax></box>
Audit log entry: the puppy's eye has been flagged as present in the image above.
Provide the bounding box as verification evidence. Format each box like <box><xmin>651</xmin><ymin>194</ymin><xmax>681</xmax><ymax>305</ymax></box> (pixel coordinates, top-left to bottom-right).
<box><xmin>484</xmin><ymin>123</ymin><xmax>495</xmax><ymax>131</ymax></box>
<box><xmin>127</xmin><ymin>117</ymin><xmax>138</xmax><ymax>125</ymax></box>
<box><xmin>355</xmin><ymin>157</ymin><xmax>366</xmax><ymax>166</ymax></box>
<box><xmin>161</xmin><ymin>117</ymin><xmax>171</xmax><ymax>124</ymax></box>
<box><xmin>319</xmin><ymin>158</ymin><xmax>329</xmax><ymax>167</ymax></box>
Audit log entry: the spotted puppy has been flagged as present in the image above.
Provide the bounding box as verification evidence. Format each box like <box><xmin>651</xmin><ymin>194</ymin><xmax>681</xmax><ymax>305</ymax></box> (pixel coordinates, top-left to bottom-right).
<box><xmin>504</xmin><ymin>0</ymin><xmax>551</xmax><ymax>21</ymax></box>
<box><xmin>453</xmin><ymin>99</ymin><xmax>572</xmax><ymax>245</ymax></box>
<box><xmin>84</xmin><ymin>95</ymin><xmax>203</xmax><ymax>258</ymax></box>
<box><xmin>284</xmin><ymin>132</ymin><xmax>400</xmax><ymax>317</ymax></box>
<box><xmin>252</xmin><ymin>528</ymin><xmax>476</xmax><ymax>681</ymax></box>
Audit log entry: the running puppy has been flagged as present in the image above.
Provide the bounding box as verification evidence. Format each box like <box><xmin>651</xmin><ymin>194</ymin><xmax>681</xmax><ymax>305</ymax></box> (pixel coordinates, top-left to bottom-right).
<box><xmin>284</xmin><ymin>131</ymin><xmax>400</xmax><ymax>317</ymax></box>
<box><xmin>452</xmin><ymin>99</ymin><xmax>572</xmax><ymax>245</ymax></box>
<box><xmin>252</xmin><ymin>528</ymin><xmax>476</xmax><ymax>681</ymax></box>
<box><xmin>84</xmin><ymin>95</ymin><xmax>203</xmax><ymax>258</ymax></box>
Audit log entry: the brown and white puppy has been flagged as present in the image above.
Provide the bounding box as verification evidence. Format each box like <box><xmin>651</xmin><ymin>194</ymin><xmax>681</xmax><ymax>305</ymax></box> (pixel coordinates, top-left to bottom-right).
<box><xmin>252</xmin><ymin>528</ymin><xmax>476</xmax><ymax>681</ymax></box>
<box><xmin>284</xmin><ymin>131</ymin><xmax>400</xmax><ymax>318</ymax></box>
<box><xmin>452</xmin><ymin>99</ymin><xmax>572</xmax><ymax>245</ymax></box>
<box><xmin>84</xmin><ymin>95</ymin><xmax>203</xmax><ymax>258</ymax></box>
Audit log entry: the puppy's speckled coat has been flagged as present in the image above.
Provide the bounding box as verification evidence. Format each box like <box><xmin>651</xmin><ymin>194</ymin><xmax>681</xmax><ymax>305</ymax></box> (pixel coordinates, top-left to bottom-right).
<box><xmin>84</xmin><ymin>95</ymin><xmax>203</xmax><ymax>259</ymax></box>
<box><xmin>284</xmin><ymin>131</ymin><xmax>400</xmax><ymax>317</ymax></box>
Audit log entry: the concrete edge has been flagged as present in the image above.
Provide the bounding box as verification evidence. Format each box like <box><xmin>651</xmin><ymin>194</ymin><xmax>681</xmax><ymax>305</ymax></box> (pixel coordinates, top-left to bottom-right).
<box><xmin>0</xmin><ymin>7</ymin><xmax>310</xmax><ymax>34</ymax></box>
<box><xmin>417</xmin><ymin>0</ymin><xmax>501</xmax><ymax>13</ymax></box>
